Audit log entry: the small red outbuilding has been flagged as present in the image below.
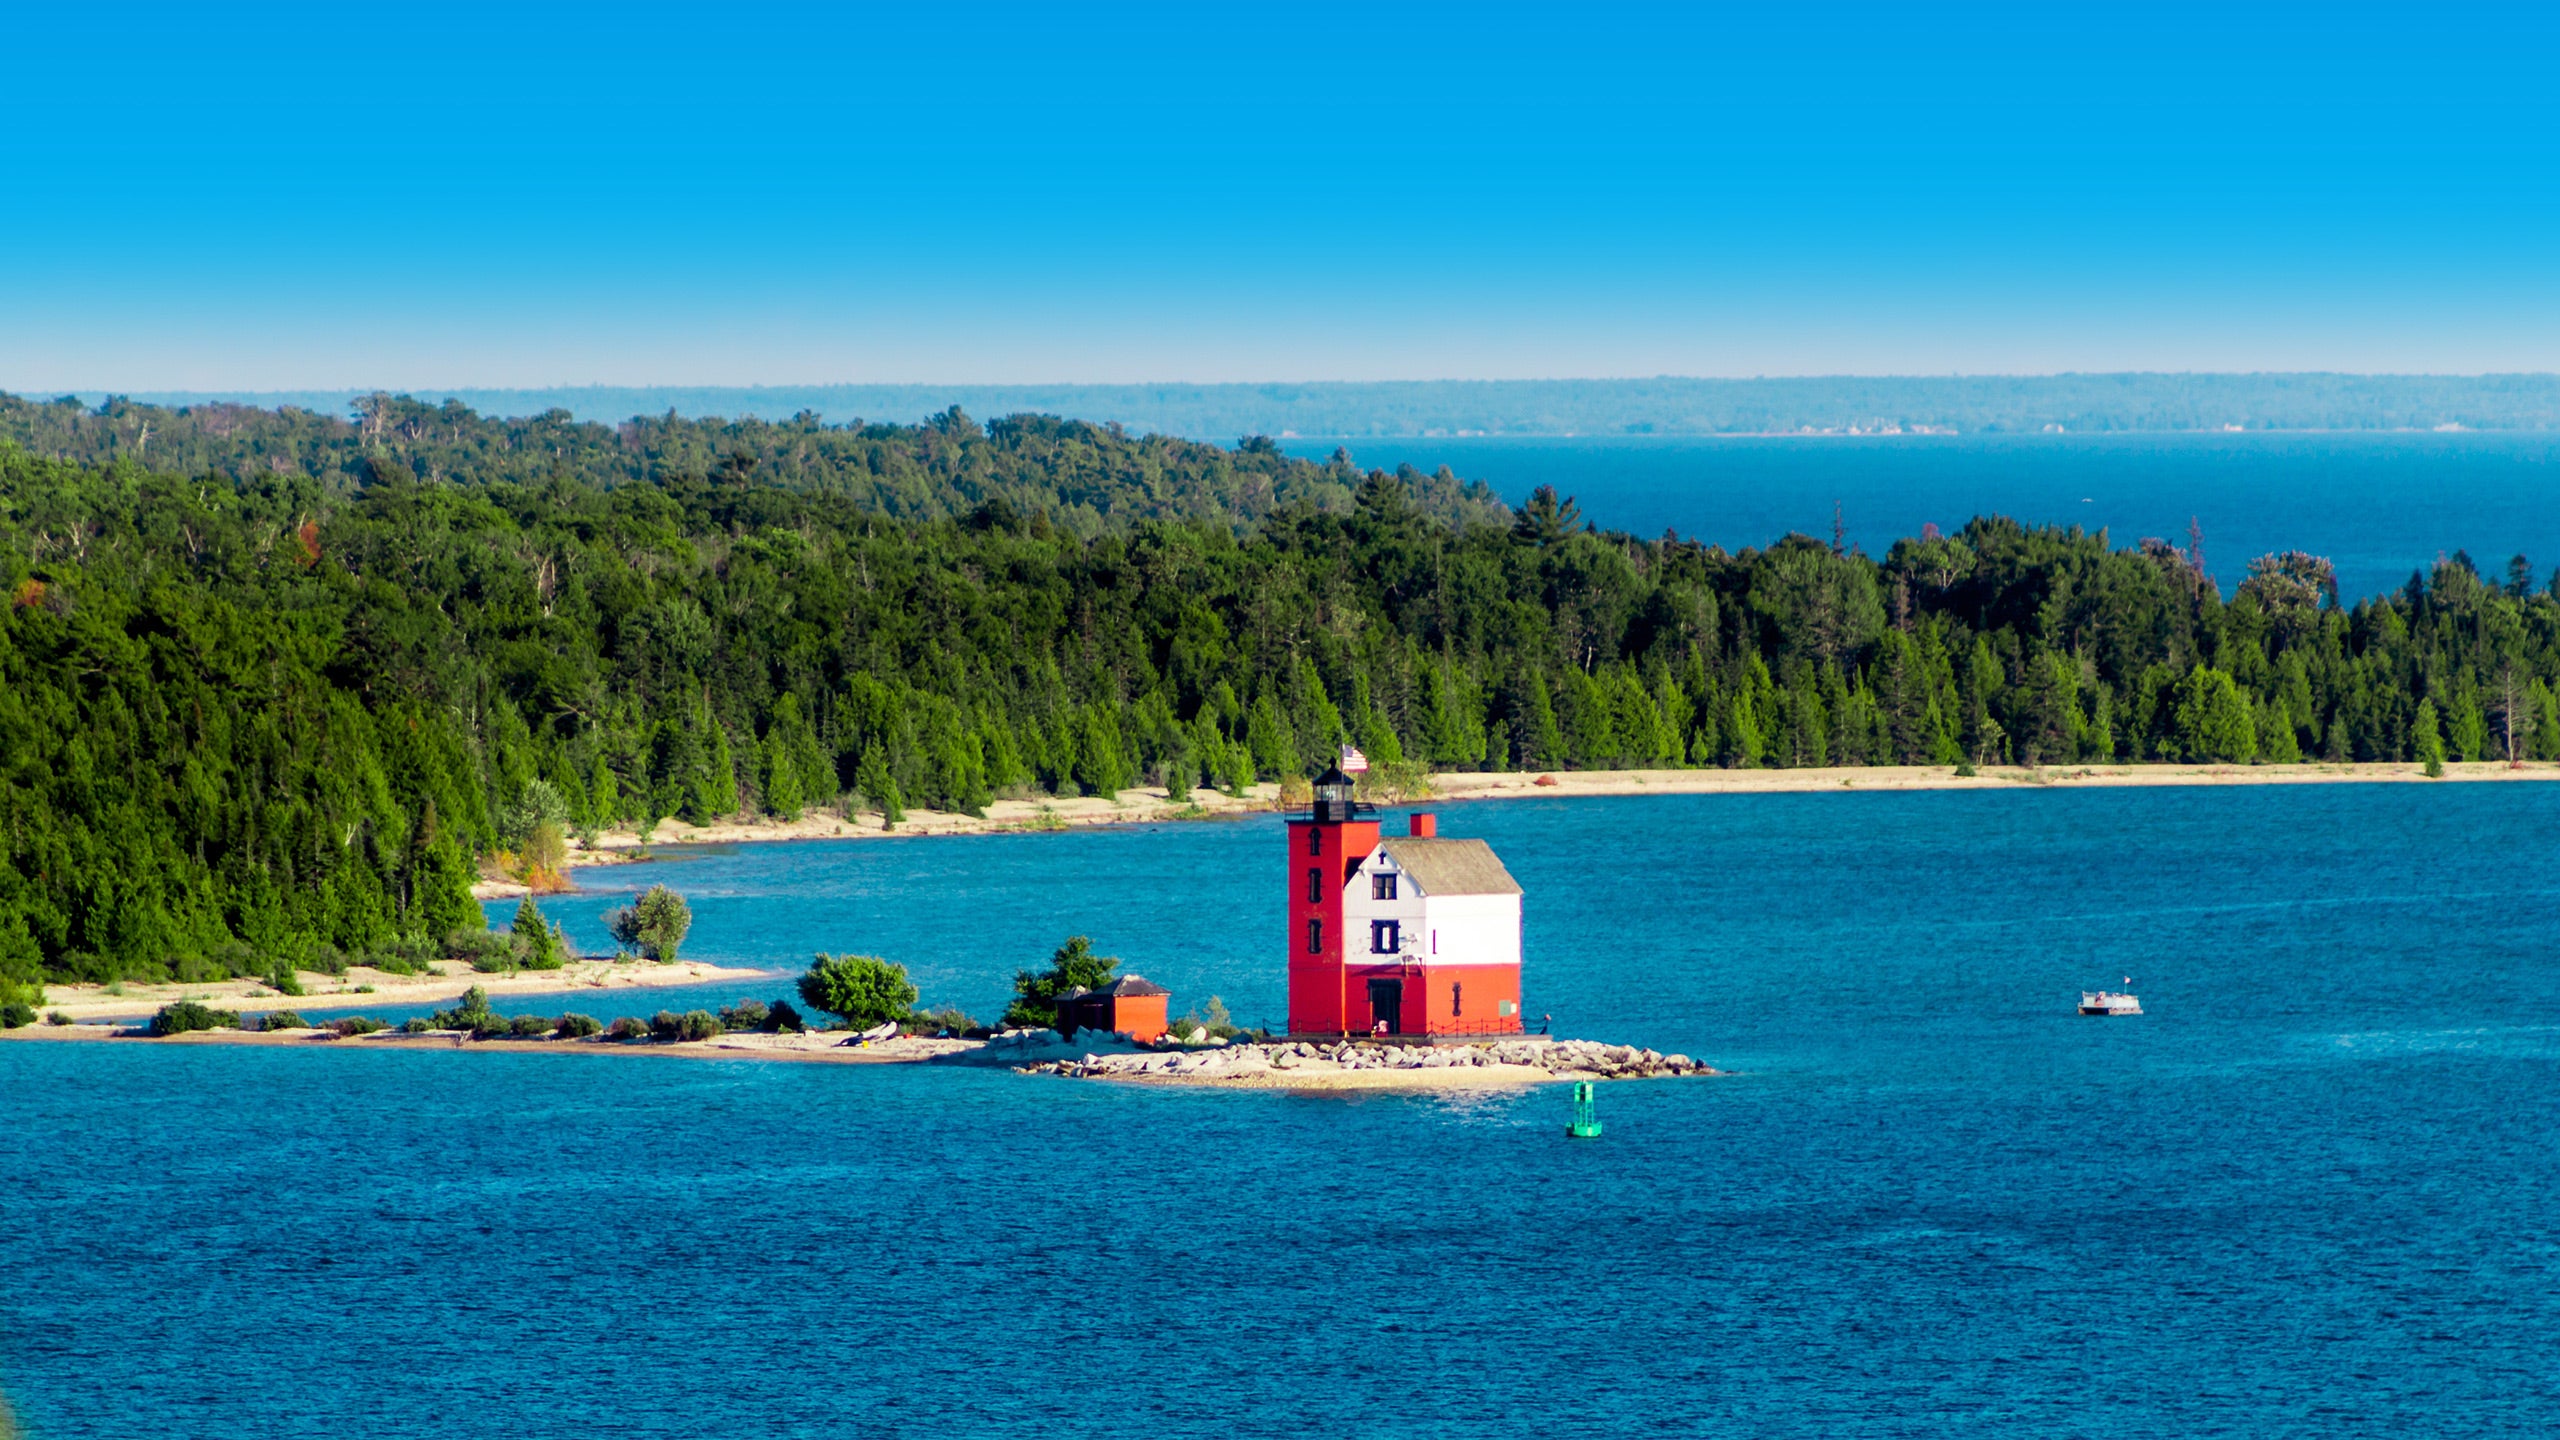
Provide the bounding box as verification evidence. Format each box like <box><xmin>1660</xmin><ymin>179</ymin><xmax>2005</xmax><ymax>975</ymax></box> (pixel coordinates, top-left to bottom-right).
<box><xmin>1054</xmin><ymin>976</ymin><xmax>1172</xmax><ymax>1042</ymax></box>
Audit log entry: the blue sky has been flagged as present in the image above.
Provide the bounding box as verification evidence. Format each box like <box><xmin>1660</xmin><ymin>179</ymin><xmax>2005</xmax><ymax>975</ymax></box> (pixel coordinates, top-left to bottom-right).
<box><xmin>6</xmin><ymin>1</ymin><xmax>2558</xmax><ymax>388</ymax></box>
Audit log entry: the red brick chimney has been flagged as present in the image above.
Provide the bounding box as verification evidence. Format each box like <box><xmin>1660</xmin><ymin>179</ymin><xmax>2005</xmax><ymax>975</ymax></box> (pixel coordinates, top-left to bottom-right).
<box><xmin>1409</xmin><ymin>813</ymin><xmax>1437</xmax><ymax>838</ymax></box>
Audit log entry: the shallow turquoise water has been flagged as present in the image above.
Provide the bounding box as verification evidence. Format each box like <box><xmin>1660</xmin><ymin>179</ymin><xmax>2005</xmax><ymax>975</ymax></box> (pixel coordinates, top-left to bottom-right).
<box><xmin>8</xmin><ymin>786</ymin><xmax>2560</xmax><ymax>1436</ymax></box>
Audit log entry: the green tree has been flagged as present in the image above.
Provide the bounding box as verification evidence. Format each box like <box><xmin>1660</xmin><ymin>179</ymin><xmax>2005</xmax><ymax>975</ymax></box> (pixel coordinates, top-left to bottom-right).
<box><xmin>604</xmin><ymin>885</ymin><xmax>691</xmax><ymax>962</ymax></box>
<box><xmin>1002</xmin><ymin>935</ymin><xmax>1120</xmax><ymax>1030</ymax></box>
<box><xmin>796</xmin><ymin>952</ymin><xmax>920</xmax><ymax>1027</ymax></box>
<box><xmin>855</xmin><ymin>746</ymin><xmax>905</xmax><ymax>827</ymax></box>
<box><xmin>511</xmin><ymin>896</ymin><xmax>563</xmax><ymax>969</ymax></box>
<box><xmin>1073</xmin><ymin>705</ymin><xmax>1132</xmax><ymax>799</ymax></box>
<box><xmin>2174</xmin><ymin>666</ymin><xmax>2258</xmax><ymax>763</ymax></box>
<box><xmin>2413</xmin><ymin>698</ymin><xmax>2447</xmax><ymax>777</ymax></box>
<box><xmin>2256</xmin><ymin>697</ymin><xmax>2302</xmax><ymax>764</ymax></box>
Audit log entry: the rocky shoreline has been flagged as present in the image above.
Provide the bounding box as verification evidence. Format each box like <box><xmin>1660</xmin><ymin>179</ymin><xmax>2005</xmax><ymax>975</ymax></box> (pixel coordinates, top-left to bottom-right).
<box><xmin>1020</xmin><ymin>1035</ymin><xmax>1713</xmax><ymax>1088</ymax></box>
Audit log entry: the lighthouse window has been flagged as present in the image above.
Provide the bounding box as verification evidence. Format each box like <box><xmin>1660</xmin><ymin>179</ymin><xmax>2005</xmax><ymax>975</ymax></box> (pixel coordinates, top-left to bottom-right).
<box><xmin>1371</xmin><ymin>873</ymin><xmax>1397</xmax><ymax>901</ymax></box>
<box><xmin>1307</xmin><ymin>868</ymin><xmax>1321</xmax><ymax>904</ymax></box>
<box><xmin>1370</xmin><ymin>920</ymin><xmax>1399</xmax><ymax>954</ymax></box>
<box><xmin>1451</xmin><ymin>982</ymin><xmax>1462</xmax><ymax>1017</ymax></box>
<box><xmin>1306</xmin><ymin>918</ymin><xmax>1322</xmax><ymax>954</ymax></box>
<box><xmin>1306</xmin><ymin>826</ymin><xmax>1321</xmax><ymax>857</ymax></box>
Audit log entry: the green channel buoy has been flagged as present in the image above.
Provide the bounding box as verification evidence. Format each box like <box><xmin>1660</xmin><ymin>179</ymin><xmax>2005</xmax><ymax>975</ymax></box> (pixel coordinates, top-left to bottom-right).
<box><xmin>1567</xmin><ymin>1079</ymin><xmax>1602</xmax><ymax>1138</ymax></box>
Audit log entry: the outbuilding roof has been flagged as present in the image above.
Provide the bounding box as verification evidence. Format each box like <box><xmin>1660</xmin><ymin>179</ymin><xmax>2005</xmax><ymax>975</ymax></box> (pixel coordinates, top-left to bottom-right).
<box><xmin>1059</xmin><ymin>975</ymin><xmax>1171</xmax><ymax>1000</ymax></box>
<box><xmin>1372</xmin><ymin>838</ymin><xmax>1522</xmax><ymax>897</ymax></box>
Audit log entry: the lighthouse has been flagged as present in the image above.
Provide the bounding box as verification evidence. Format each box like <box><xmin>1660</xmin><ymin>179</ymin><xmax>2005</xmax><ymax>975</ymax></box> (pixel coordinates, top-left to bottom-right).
<box><xmin>1286</xmin><ymin>764</ymin><xmax>1525</xmax><ymax>1038</ymax></box>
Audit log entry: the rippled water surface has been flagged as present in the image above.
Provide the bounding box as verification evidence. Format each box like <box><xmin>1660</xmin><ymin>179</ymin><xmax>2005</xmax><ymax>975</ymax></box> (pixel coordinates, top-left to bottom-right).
<box><xmin>7</xmin><ymin>785</ymin><xmax>2560</xmax><ymax>1437</ymax></box>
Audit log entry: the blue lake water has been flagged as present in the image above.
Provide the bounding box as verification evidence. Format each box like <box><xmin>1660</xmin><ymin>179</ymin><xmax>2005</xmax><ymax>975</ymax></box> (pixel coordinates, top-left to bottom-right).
<box><xmin>1286</xmin><ymin>432</ymin><xmax>2560</xmax><ymax>605</ymax></box>
<box><xmin>8</xmin><ymin>786</ymin><xmax>2560</xmax><ymax>1437</ymax></box>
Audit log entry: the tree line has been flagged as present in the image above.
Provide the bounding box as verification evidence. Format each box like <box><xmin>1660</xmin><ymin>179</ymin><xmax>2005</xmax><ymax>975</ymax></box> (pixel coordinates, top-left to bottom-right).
<box><xmin>6</xmin><ymin>397</ymin><xmax>2560</xmax><ymax>994</ymax></box>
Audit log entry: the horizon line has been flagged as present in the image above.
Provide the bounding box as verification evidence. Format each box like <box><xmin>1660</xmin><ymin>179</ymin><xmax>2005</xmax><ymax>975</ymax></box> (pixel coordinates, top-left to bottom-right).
<box><xmin>37</xmin><ymin>369</ymin><xmax>2560</xmax><ymax>395</ymax></box>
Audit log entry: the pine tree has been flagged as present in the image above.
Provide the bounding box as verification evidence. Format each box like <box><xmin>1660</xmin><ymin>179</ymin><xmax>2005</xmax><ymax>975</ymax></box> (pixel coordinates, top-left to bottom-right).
<box><xmin>1246</xmin><ymin>693</ymin><xmax>1296</xmax><ymax>779</ymax></box>
<box><xmin>763</xmin><ymin>740</ymin><xmax>806</xmax><ymax>820</ymax></box>
<box><xmin>1074</xmin><ymin>705</ymin><xmax>1132</xmax><ymax>799</ymax></box>
<box><xmin>855</xmin><ymin>746</ymin><xmax>905</xmax><ymax>825</ymax></box>
<box><xmin>588</xmin><ymin>751</ymin><xmax>622</xmax><ymax>826</ymax></box>
<box><xmin>699</xmin><ymin>695</ymin><xmax>741</xmax><ymax>820</ymax></box>
<box><xmin>413</xmin><ymin>835</ymin><xmax>482</xmax><ymax>942</ymax></box>
<box><xmin>512</xmin><ymin>896</ymin><xmax>561</xmax><ymax>969</ymax></box>
<box><xmin>2413</xmin><ymin>698</ymin><xmax>2447</xmax><ymax>777</ymax></box>
<box><xmin>1526</xmin><ymin>673</ymin><xmax>1565</xmax><ymax>769</ymax></box>
<box><xmin>2257</xmin><ymin>697</ymin><xmax>2303</xmax><ymax>763</ymax></box>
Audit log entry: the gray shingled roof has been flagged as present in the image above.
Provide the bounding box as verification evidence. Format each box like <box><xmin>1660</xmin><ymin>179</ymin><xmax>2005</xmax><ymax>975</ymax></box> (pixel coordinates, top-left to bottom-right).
<box><xmin>1374</xmin><ymin>838</ymin><xmax>1522</xmax><ymax>897</ymax></box>
<box><xmin>1079</xmin><ymin>975</ymin><xmax>1168</xmax><ymax>997</ymax></box>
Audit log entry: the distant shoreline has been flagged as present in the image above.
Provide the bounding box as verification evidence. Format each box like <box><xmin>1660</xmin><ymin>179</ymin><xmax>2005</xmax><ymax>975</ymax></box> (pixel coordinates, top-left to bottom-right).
<box><xmin>492</xmin><ymin>759</ymin><xmax>2560</xmax><ymax>895</ymax></box>
<box><xmin>79</xmin><ymin>374</ymin><xmax>2560</xmax><ymax>437</ymax></box>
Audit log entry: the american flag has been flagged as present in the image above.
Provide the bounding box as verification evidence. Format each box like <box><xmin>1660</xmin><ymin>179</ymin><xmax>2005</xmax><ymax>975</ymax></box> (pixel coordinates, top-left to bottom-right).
<box><xmin>1338</xmin><ymin>744</ymin><xmax>1369</xmax><ymax>774</ymax></box>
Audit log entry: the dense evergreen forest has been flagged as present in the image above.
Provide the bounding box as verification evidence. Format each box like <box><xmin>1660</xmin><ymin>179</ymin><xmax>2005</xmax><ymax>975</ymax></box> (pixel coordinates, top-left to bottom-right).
<box><xmin>6</xmin><ymin>393</ymin><xmax>2560</xmax><ymax>994</ymax></box>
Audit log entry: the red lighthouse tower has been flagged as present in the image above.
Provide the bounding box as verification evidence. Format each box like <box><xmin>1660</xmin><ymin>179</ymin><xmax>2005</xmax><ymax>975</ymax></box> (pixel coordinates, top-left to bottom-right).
<box><xmin>1285</xmin><ymin>765</ymin><xmax>1381</xmax><ymax>1036</ymax></box>
<box><xmin>1286</xmin><ymin>765</ymin><xmax>1526</xmax><ymax>1038</ymax></box>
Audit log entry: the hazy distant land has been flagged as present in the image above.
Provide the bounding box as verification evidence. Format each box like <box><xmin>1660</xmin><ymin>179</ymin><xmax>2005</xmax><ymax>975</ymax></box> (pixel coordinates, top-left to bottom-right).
<box><xmin>89</xmin><ymin>373</ymin><xmax>2560</xmax><ymax>437</ymax></box>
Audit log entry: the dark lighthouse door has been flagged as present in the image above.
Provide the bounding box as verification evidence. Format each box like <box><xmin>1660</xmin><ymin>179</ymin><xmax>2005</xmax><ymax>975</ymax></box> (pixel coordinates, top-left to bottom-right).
<box><xmin>1367</xmin><ymin>979</ymin><xmax>1404</xmax><ymax>1035</ymax></box>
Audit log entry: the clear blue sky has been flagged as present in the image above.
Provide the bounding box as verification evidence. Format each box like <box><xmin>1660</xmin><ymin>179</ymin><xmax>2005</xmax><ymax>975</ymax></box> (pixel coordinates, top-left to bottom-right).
<box><xmin>6</xmin><ymin>1</ymin><xmax>2557</xmax><ymax>389</ymax></box>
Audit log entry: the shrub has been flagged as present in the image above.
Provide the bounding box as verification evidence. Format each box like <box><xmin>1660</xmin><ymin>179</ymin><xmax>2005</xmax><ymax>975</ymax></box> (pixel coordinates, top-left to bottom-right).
<box><xmin>554</xmin><ymin>1012</ymin><xmax>603</xmax><ymax>1039</ymax></box>
<box><xmin>648</xmin><ymin>1008</ymin><xmax>721</xmax><ymax>1042</ymax></box>
<box><xmin>367</xmin><ymin>934</ymin><xmax>440</xmax><ymax>976</ymax></box>
<box><xmin>507</xmin><ymin>1014</ymin><xmax>550</xmax><ymax>1037</ymax></box>
<box><xmin>717</xmin><ymin>998</ymin><xmax>769</xmax><ymax>1032</ymax></box>
<box><xmin>401</xmin><ymin>1017</ymin><xmax>433</xmax><ymax>1034</ymax></box>
<box><xmin>46</xmin><ymin>1011</ymin><xmax>73</xmax><ymax>1026</ymax></box>
<box><xmin>606</xmin><ymin>1016</ymin><xmax>648</xmax><ymax>1040</ymax></box>
<box><xmin>327</xmin><ymin>1016</ymin><xmax>385</xmax><ymax>1036</ymax></box>
<box><xmin>264</xmin><ymin>965</ymin><xmax>306</xmax><ymax>997</ymax></box>
<box><xmin>430</xmin><ymin>986</ymin><xmax>515</xmax><ymax>1036</ymax></box>
<box><xmin>449</xmin><ymin>931</ymin><xmax>519</xmax><ymax>974</ymax></box>
<box><xmin>604</xmin><ymin>885</ymin><xmax>692</xmax><ymax>962</ymax></box>
<box><xmin>149</xmin><ymin>1001</ymin><xmax>241</xmax><ymax>1037</ymax></box>
<box><xmin>308</xmin><ymin>944</ymin><xmax>351</xmax><ymax>977</ymax></box>
<box><xmin>0</xmin><ymin>1002</ymin><xmax>35</xmax><ymax>1030</ymax></box>
<box><xmin>797</xmin><ymin>953</ymin><xmax>919</xmax><ymax>1028</ymax></box>
<box><xmin>760</xmin><ymin>999</ymin><xmax>806</xmax><ymax>1033</ymax></box>
<box><xmin>903</xmin><ymin>1005</ymin><xmax>977</xmax><ymax>1036</ymax></box>
<box><xmin>207</xmin><ymin>939</ymin><xmax>258</xmax><ymax>977</ymax></box>
<box><xmin>261</xmin><ymin>1010</ymin><xmax>307</xmax><ymax>1032</ymax></box>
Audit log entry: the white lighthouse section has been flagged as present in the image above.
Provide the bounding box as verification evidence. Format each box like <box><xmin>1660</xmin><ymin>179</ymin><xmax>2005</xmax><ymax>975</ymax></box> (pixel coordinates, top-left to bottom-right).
<box><xmin>1421</xmin><ymin>891</ymin><xmax>1521</xmax><ymax>966</ymax></box>
<box><xmin>1342</xmin><ymin>838</ymin><xmax>1523</xmax><ymax>967</ymax></box>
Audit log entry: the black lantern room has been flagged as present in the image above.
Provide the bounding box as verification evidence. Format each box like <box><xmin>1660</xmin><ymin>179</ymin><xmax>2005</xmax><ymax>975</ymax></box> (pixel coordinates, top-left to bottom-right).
<box><xmin>1310</xmin><ymin>764</ymin><xmax>1362</xmax><ymax>823</ymax></box>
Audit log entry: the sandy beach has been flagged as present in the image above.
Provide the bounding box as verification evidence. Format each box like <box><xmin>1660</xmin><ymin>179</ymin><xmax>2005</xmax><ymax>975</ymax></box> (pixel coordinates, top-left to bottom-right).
<box><xmin>29</xmin><ymin>958</ymin><xmax>768</xmax><ymax>1023</ymax></box>
<box><xmin>0</xmin><ymin>1023</ymin><xmax>970</xmax><ymax>1063</ymax></box>
<box><xmin>1430</xmin><ymin>758</ymin><xmax>2560</xmax><ymax>800</ymax></box>
<box><xmin>470</xmin><ymin>786</ymin><xmax>1286</xmax><ymax>897</ymax></box>
<box><xmin>469</xmin><ymin>758</ymin><xmax>2560</xmax><ymax>900</ymax></box>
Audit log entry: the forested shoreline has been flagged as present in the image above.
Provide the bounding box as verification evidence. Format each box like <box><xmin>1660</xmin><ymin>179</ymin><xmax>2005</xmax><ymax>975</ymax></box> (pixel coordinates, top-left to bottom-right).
<box><xmin>6</xmin><ymin>393</ymin><xmax>2560</xmax><ymax>992</ymax></box>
